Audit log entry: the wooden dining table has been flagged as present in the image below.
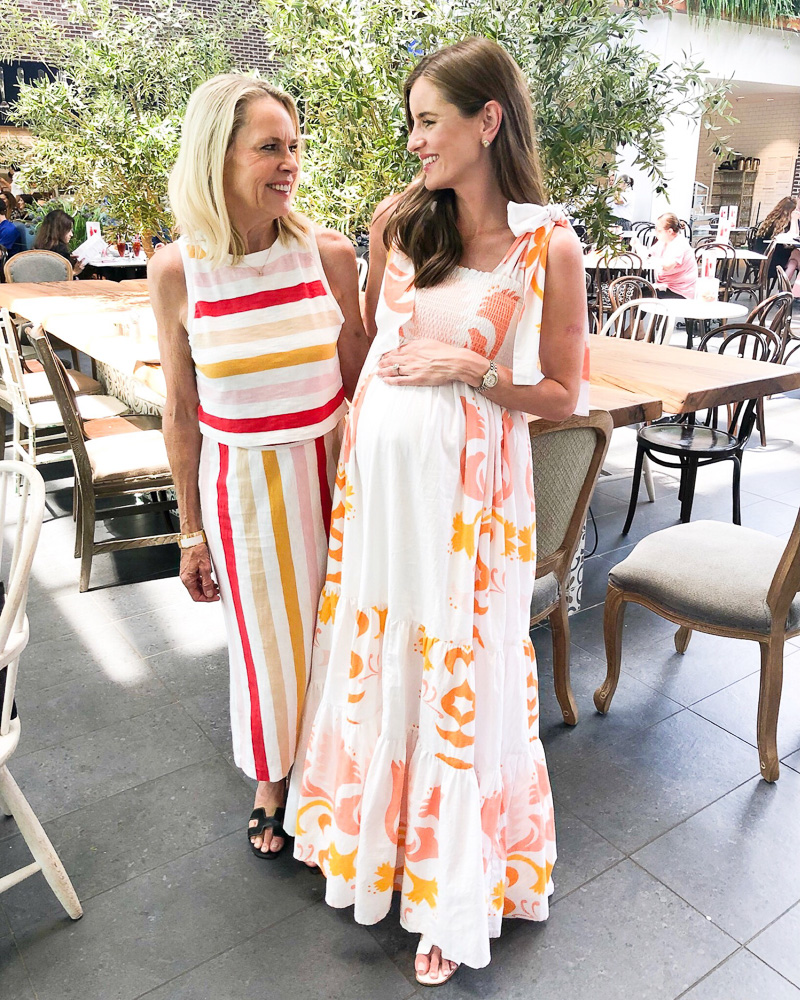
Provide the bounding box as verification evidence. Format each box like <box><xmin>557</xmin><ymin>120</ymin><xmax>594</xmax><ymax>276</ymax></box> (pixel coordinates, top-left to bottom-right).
<box><xmin>589</xmin><ymin>335</ymin><xmax>800</xmax><ymax>414</ymax></box>
<box><xmin>0</xmin><ymin>280</ymin><xmax>163</xmax><ymax>411</ymax></box>
<box><xmin>3</xmin><ymin>280</ymin><xmax>799</xmax><ymax>421</ymax></box>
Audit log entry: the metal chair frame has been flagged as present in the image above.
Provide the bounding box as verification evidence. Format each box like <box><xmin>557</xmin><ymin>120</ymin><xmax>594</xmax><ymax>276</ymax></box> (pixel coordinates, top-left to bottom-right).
<box><xmin>622</xmin><ymin>322</ymin><xmax>781</xmax><ymax>533</ymax></box>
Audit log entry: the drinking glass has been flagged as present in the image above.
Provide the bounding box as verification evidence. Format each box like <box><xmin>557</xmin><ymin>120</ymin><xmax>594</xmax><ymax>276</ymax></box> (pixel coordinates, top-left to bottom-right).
<box><xmin>116</xmin><ymin>238</ymin><xmax>127</xmax><ymax>258</ymax></box>
<box><xmin>132</xmin><ymin>236</ymin><xmax>142</xmax><ymax>258</ymax></box>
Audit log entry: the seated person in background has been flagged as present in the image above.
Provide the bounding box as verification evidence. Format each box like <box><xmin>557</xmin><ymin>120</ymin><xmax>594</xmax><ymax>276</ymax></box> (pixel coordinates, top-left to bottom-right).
<box><xmin>754</xmin><ymin>196</ymin><xmax>799</xmax><ymax>279</ymax></box>
<box><xmin>1</xmin><ymin>192</ymin><xmax>20</xmax><ymax>221</ymax></box>
<box><xmin>0</xmin><ymin>200</ymin><xmax>19</xmax><ymax>258</ymax></box>
<box><xmin>0</xmin><ymin>199</ymin><xmax>27</xmax><ymax>259</ymax></box>
<box><xmin>646</xmin><ymin>212</ymin><xmax>696</xmax><ymax>299</ymax></box>
<box><xmin>607</xmin><ymin>173</ymin><xmax>634</xmax><ymax>228</ymax></box>
<box><xmin>17</xmin><ymin>194</ymin><xmax>35</xmax><ymax>220</ymax></box>
<box><xmin>33</xmin><ymin>209</ymin><xmax>85</xmax><ymax>275</ymax></box>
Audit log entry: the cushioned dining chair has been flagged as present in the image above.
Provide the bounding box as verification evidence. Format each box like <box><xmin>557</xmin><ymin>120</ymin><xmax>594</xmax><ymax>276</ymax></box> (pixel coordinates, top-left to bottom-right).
<box><xmin>4</xmin><ymin>250</ymin><xmax>85</xmax><ymax>371</ymax></box>
<box><xmin>529</xmin><ymin>410</ymin><xmax>613</xmax><ymax>725</ymax></box>
<box><xmin>622</xmin><ymin>322</ymin><xmax>781</xmax><ymax>534</ymax></box>
<box><xmin>0</xmin><ymin>460</ymin><xmax>83</xmax><ymax>917</ymax></box>
<box><xmin>0</xmin><ymin>309</ymin><xmax>104</xmax><ymax>456</ymax></box>
<box><xmin>595</xmin><ymin>506</ymin><xmax>800</xmax><ymax>782</ymax></box>
<box><xmin>0</xmin><ymin>309</ymin><xmax>127</xmax><ymax>469</ymax></box>
<box><xmin>28</xmin><ymin>326</ymin><xmax>178</xmax><ymax>591</ymax></box>
<box><xmin>3</xmin><ymin>249</ymin><xmax>73</xmax><ymax>283</ymax></box>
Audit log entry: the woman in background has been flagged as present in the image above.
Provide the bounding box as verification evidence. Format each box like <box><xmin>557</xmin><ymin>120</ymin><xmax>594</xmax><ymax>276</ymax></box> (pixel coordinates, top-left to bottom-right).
<box><xmin>33</xmin><ymin>209</ymin><xmax>85</xmax><ymax>275</ymax></box>
<box><xmin>644</xmin><ymin>212</ymin><xmax>696</xmax><ymax>299</ymax></box>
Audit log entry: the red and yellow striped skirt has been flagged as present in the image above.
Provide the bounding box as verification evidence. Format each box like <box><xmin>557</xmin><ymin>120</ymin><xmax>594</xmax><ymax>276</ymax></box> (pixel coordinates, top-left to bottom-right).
<box><xmin>199</xmin><ymin>424</ymin><xmax>341</xmax><ymax>781</ymax></box>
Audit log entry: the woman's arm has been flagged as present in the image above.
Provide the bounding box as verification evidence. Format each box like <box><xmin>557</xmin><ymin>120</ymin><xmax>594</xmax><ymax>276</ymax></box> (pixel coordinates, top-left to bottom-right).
<box><xmin>148</xmin><ymin>243</ymin><xmax>219</xmax><ymax>603</ymax></box>
<box><xmin>376</xmin><ymin>226</ymin><xmax>586</xmax><ymax>421</ymax></box>
<box><xmin>364</xmin><ymin>195</ymin><xmax>401</xmax><ymax>339</ymax></box>
<box><xmin>315</xmin><ymin>226</ymin><xmax>370</xmax><ymax>399</ymax></box>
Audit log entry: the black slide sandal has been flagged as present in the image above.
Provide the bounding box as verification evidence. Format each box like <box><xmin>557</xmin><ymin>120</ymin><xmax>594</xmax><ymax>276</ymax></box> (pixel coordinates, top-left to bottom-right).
<box><xmin>247</xmin><ymin>806</ymin><xmax>287</xmax><ymax>859</ymax></box>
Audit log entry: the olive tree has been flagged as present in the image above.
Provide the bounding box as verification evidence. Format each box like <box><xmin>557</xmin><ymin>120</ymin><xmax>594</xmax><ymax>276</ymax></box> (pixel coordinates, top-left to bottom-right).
<box><xmin>261</xmin><ymin>0</ymin><xmax>734</xmax><ymax>245</ymax></box>
<box><xmin>1</xmin><ymin>0</ymin><xmax>258</xmax><ymax>243</ymax></box>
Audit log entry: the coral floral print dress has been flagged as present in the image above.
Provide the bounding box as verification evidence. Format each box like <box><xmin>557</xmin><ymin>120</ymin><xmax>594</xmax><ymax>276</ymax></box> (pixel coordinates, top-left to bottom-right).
<box><xmin>286</xmin><ymin>204</ymin><xmax>590</xmax><ymax>970</ymax></box>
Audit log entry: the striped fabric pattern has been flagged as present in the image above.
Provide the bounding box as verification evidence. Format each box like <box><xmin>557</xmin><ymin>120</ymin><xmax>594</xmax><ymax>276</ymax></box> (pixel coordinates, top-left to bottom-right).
<box><xmin>198</xmin><ymin>428</ymin><xmax>339</xmax><ymax>781</ymax></box>
<box><xmin>179</xmin><ymin>234</ymin><xmax>347</xmax><ymax>448</ymax></box>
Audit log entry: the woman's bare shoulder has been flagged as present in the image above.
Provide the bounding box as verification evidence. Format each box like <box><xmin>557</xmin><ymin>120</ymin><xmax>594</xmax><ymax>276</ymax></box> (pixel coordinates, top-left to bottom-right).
<box><xmin>147</xmin><ymin>241</ymin><xmax>185</xmax><ymax>290</ymax></box>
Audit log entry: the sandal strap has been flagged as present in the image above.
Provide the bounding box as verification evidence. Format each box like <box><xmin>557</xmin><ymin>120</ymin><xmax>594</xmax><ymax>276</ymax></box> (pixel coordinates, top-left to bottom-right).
<box><xmin>248</xmin><ymin>806</ymin><xmax>286</xmax><ymax>840</ymax></box>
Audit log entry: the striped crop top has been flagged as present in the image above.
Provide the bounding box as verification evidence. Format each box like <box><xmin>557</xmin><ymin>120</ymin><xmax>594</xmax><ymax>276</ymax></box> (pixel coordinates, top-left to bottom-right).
<box><xmin>178</xmin><ymin>230</ymin><xmax>346</xmax><ymax>448</ymax></box>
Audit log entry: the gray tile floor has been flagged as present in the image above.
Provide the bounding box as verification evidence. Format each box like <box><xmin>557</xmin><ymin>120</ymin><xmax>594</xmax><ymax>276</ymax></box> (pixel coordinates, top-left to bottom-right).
<box><xmin>1</xmin><ymin>369</ymin><xmax>800</xmax><ymax>998</ymax></box>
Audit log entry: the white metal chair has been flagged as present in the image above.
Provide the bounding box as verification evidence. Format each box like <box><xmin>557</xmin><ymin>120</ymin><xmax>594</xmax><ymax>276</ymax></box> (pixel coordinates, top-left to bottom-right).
<box><xmin>0</xmin><ymin>461</ymin><xmax>82</xmax><ymax>918</ymax></box>
<box><xmin>596</xmin><ymin>300</ymin><xmax>671</xmax><ymax>344</ymax></box>
<box><xmin>0</xmin><ymin>309</ymin><xmax>128</xmax><ymax>468</ymax></box>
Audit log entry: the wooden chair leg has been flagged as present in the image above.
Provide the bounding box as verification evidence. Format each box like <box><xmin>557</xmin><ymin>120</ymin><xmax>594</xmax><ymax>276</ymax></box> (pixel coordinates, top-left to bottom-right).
<box><xmin>549</xmin><ymin>596</ymin><xmax>578</xmax><ymax>726</ymax></box>
<box><xmin>0</xmin><ymin>766</ymin><xmax>83</xmax><ymax>919</ymax></box>
<box><xmin>0</xmin><ymin>785</ymin><xmax>11</xmax><ymax>817</ymax></box>
<box><xmin>594</xmin><ymin>583</ymin><xmax>626</xmax><ymax>713</ymax></box>
<box><xmin>70</xmin><ymin>347</ymin><xmax>81</xmax><ymax>372</ymax></box>
<box><xmin>674</xmin><ymin>625</ymin><xmax>692</xmax><ymax>653</ymax></box>
<box><xmin>78</xmin><ymin>494</ymin><xmax>97</xmax><ymax>592</ymax></box>
<box><xmin>74</xmin><ymin>487</ymin><xmax>84</xmax><ymax>557</ymax></box>
<box><xmin>757</xmin><ymin>638</ymin><xmax>784</xmax><ymax>783</ymax></box>
<box><xmin>622</xmin><ymin>444</ymin><xmax>646</xmax><ymax>535</ymax></box>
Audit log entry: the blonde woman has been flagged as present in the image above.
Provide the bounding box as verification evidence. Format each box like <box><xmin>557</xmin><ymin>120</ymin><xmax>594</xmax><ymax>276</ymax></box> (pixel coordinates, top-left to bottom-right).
<box><xmin>149</xmin><ymin>74</ymin><xmax>368</xmax><ymax>859</ymax></box>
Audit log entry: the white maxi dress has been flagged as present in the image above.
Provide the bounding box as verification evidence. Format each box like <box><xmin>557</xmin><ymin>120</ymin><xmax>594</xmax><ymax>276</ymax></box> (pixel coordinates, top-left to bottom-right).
<box><xmin>286</xmin><ymin>204</ymin><xmax>590</xmax><ymax>970</ymax></box>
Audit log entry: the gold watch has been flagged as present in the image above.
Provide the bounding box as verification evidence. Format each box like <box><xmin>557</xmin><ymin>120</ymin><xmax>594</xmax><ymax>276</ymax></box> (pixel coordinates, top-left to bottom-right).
<box><xmin>478</xmin><ymin>361</ymin><xmax>499</xmax><ymax>393</ymax></box>
<box><xmin>178</xmin><ymin>529</ymin><xmax>207</xmax><ymax>549</ymax></box>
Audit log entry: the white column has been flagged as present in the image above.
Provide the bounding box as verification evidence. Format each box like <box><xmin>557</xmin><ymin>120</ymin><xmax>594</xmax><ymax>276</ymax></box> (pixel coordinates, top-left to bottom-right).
<box><xmin>616</xmin><ymin>107</ymin><xmax>702</xmax><ymax>223</ymax></box>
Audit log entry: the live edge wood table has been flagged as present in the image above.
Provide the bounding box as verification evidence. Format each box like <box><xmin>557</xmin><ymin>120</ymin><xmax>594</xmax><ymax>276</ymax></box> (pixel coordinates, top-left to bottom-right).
<box><xmin>0</xmin><ymin>280</ymin><xmax>164</xmax><ymax>413</ymax></box>
<box><xmin>588</xmin><ymin>335</ymin><xmax>800</xmax><ymax>414</ymax></box>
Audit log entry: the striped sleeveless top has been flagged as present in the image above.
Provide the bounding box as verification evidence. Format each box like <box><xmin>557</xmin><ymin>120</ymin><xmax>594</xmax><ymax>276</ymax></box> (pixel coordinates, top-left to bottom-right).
<box><xmin>178</xmin><ymin>231</ymin><xmax>346</xmax><ymax>448</ymax></box>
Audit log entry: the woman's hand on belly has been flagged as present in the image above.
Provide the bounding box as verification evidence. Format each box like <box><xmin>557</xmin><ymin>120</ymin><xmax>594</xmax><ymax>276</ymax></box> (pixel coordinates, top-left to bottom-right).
<box><xmin>376</xmin><ymin>339</ymin><xmax>487</xmax><ymax>387</ymax></box>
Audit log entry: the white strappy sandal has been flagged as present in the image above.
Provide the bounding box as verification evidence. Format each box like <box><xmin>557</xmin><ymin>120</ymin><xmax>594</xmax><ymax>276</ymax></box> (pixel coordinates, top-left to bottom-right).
<box><xmin>415</xmin><ymin>935</ymin><xmax>460</xmax><ymax>987</ymax></box>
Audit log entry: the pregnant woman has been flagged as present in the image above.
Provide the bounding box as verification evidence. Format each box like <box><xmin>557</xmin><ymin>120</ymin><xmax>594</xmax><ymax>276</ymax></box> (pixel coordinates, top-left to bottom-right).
<box><xmin>286</xmin><ymin>38</ymin><xmax>588</xmax><ymax>984</ymax></box>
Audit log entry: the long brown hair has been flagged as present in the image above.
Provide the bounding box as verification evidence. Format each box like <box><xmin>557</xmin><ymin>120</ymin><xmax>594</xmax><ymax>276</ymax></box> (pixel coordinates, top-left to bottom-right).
<box><xmin>385</xmin><ymin>38</ymin><xmax>547</xmax><ymax>288</ymax></box>
<box><xmin>34</xmin><ymin>209</ymin><xmax>74</xmax><ymax>250</ymax></box>
<box><xmin>757</xmin><ymin>197</ymin><xmax>797</xmax><ymax>240</ymax></box>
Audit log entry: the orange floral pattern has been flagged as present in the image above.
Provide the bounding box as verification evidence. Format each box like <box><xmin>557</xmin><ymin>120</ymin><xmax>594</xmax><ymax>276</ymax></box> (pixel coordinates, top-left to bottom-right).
<box><xmin>287</xmin><ymin>227</ymin><xmax>557</xmax><ymax>971</ymax></box>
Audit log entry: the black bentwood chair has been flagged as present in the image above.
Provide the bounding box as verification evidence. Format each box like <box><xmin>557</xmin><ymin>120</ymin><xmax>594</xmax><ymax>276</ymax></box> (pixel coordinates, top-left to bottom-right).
<box><xmin>622</xmin><ymin>322</ymin><xmax>781</xmax><ymax>534</ymax></box>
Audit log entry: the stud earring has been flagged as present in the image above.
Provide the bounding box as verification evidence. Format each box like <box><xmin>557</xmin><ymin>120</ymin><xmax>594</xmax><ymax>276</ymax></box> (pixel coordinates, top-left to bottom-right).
<box><xmin>482</xmin><ymin>139</ymin><xmax>491</xmax><ymax>148</ymax></box>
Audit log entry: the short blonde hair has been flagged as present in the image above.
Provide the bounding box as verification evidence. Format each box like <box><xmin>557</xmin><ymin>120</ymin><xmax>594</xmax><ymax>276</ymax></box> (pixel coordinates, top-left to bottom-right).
<box><xmin>169</xmin><ymin>74</ymin><xmax>309</xmax><ymax>268</ymax></box>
